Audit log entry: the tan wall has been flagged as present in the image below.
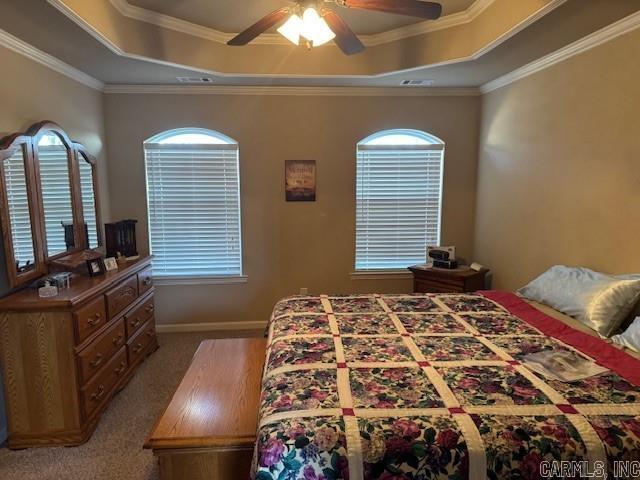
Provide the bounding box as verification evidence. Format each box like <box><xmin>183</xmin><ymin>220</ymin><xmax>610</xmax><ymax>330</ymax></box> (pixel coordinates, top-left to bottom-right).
<box><xmin>104</xmin><ymin>93</ymin><xmax>480</xmax><ymax>325</ymax></box>
<box><xmin>0</xmin><ymin>46</ymin><xmax>109</xmax><ymax>293</ymax></box>
<box><xmin>474</xmin><ymin>28</ymin><xmax>640</xmax><ymax>290</ymax></box>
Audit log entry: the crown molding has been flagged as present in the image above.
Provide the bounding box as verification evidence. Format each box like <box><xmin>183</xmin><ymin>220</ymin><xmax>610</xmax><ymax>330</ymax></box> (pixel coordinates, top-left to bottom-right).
<box><xmin>108</xmin><ymin>0</ymin><xmax>496</xmax><ymax>47</ymax></box>
<box><xmin>465</xmin><ymin>0</ymin><xmax>565</xmax><ymax>62</ymax></box>
<box><xmin>48</xmin><ymin>0</ymin><xmax>126</xmax><ymax>57</ymax></box>
<box><xmin>0</xmin><ymin>28</ymin><xmax>104</xmax><ymax>91</ymax></box>
<box><xmin>48</xmin><ymin>0</ymin><xmax>565</xmax><ymax>82</ymax></box>
<box><xmin>103</xmin><ymin>84</ymin><xmax>481</xmax><ymax>96</ymax></box>
<box><xmin>367</xmin><ymin>0</ymin><xmax>495</xmax><ymax>46</ymax></box>
<box><xmin>480</xmin><ymin>9</ymin><xmax>640</xmax><ymax>94</ymax></box>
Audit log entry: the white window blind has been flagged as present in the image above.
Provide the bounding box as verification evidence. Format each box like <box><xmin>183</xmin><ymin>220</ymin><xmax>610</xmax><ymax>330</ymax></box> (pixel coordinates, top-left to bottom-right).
<box><xmin>3</xmin><ymin>150</ymin><xmax>35</xmax><ymax>268</ymax></box>
<box><xmin>355</xmin><ymin>139</ymin><xmax>444</xmax><ymax>271</ymax></box>
<box><xmin>144</xmin><ymin>140</ymin><xmax>242</xmax><ymax>278</ymax></box>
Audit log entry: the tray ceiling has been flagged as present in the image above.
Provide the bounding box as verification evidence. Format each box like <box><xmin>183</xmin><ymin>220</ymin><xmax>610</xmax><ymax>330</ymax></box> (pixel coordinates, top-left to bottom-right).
<box><xmin>125</xmin><ymin>0</ymin><xmax>476</xmax><ymax>35</ymax></box>
<box><xmin>0</xmin><ymin>0</ymin><xmax>638</xmax><ymax>88</ymax></box>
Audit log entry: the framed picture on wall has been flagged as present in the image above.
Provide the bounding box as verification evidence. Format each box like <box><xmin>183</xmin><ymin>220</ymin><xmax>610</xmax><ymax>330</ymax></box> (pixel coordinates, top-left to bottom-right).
<box><xmin>285</xmin><ymin>160</ymin><xmax>316</xmax><ymax>202</ymax></box>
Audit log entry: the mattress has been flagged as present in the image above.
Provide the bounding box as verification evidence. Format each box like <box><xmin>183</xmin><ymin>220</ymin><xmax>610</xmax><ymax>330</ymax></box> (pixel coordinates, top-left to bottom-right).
<box><xmin>253</xmin><ymin>292</ymin><xmax>640</xmax><ymax>480</ymax></box>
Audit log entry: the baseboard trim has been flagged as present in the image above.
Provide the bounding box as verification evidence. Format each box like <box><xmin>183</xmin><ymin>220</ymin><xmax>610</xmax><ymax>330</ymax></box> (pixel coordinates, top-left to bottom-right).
<box><xmin>156</xmin><ymin>321</ymin><xmax>267</xmax><ymax>333</ymax></box>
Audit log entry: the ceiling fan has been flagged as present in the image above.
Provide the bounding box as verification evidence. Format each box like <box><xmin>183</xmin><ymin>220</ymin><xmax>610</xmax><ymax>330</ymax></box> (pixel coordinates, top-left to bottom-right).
<box><xmin>227</xmin><ymin>0</ymin><xmax>443</xmax><ymax>55</ymax></box>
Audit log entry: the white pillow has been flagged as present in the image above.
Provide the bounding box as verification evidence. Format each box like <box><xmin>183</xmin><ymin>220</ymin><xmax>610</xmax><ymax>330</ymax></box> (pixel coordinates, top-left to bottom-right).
<box><xmin>612</xmin><ymin>317</ymin><xmax>640</xmax><ymax>353</ymax></box>
<box><xmin>518</xmin><ymin>265</ymin><xmax>640</xmax><ymax>338</ymax></box>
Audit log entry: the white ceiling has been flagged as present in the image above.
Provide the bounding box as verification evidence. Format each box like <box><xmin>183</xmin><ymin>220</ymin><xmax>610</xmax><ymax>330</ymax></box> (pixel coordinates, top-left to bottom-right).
<box><xmin>125</xmin><ymin>0</ymin><xmax>476</xmax><ymax>35</ymax></box>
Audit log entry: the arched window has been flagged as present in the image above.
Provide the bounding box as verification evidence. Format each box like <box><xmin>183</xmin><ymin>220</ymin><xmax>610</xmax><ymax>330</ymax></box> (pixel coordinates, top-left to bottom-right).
<box><xmin>355</xmin><ymin>129</ymin><xmax>444</xmax><ymax>271</ymax></box>
<box><xmin>144</xmin><ymin>128</ymin><xmax>242</xmax><ymax>279</ymax></box>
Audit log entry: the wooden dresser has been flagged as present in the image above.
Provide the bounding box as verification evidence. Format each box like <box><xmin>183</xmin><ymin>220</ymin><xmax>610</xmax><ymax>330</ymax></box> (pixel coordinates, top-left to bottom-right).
<box><xmin>0</xmin><ymin>256</ymin><xmax>157</xmax><ymax>448</ymax></box>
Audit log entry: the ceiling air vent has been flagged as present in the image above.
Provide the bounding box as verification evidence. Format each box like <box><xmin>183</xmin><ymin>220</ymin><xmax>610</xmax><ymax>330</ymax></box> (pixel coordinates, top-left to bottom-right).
<box><xmin>401</xmin><ymin>80</ymin><xmax>435</xmax><ymax>86</ymax></box>
<box><xmin>176</xmin><ymin>77</ymin><xmax>214</xmax><ymax>84</ymax></box>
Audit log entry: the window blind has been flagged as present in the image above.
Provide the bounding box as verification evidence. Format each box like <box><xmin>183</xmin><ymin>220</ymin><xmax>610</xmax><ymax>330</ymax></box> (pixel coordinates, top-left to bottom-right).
<box><xmin>38</xmin><ymin>146</ymin><xmax>74</xmax><ymax>255</ymax></box>
<box><xmin>144</xmin><ymin>143</ymin><xmax>242</xmax><ymax>278</ymax></box>
<box><xmin>355</xmin><ymin>144</ymin><xmax>444</xmax><ymax>271</ymax></box>
<box><xmin>4</xmin><ymin>152</ymin><xmax>35</xmax><ymax>267</ymax></box>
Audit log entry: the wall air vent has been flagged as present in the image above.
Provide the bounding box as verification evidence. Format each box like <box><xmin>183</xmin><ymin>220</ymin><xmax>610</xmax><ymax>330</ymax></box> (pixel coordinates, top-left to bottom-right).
<box><xmin>176</xmin><ymin>77</ymin><xmax>214</xmax><ymax>83</ymax></box>
<box><xmin>401</xmin><ymin>80</ymin><xmax>435</xmax><ymax>86</ymax></box>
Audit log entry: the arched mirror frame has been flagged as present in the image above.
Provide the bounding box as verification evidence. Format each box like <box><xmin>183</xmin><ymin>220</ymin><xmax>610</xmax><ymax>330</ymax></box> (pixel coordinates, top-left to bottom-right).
<box><xmin>0</xmin><ymin>134</ymin><xmax>47</xmax><ymax>287</ymax></box>
<box><xmin>73</xmin><ymin>143</ymin><xmax>103</xmax><ymax>250</ymax></box>
<box><xmin>0</xmin><ymin>121</ymin><xmax>103</xmax><ymax>289</ymax></box>
<box><xmin>29</xmin><ymin>121</ymin><xmax>84</xmax><ymax>261</ymax></box>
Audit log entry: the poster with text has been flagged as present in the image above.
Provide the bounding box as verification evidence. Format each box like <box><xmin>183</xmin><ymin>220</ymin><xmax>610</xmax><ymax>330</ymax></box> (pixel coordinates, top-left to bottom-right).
<box><xmin>285</xmin><ymin>160</ymin><xmax>316</xmax><ymax>202</ymax></box>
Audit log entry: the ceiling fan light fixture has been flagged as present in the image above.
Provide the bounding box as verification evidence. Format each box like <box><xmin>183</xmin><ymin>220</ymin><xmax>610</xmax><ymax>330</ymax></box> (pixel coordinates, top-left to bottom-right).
<box><xmin>277</xmin><ymin>14</ymin><xmax>303</xmax><ymax>45</ymax></box>
<box><xmin>300</xmin><ymin>8</ymin><xmax>336</xmax><ymax>46</ymax></box>
<box><xmin>277</xmin><ymin>7</ymin><xmax>336</xmax><ymax>47</ymax></box>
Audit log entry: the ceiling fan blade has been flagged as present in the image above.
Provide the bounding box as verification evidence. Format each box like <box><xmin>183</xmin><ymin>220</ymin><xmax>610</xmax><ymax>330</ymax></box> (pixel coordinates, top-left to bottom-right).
<box><xmin>323</xmin><ymin>10</ymin><xmax>365</xmax><ymax>55</ymax></box>
<box><xmin>227</xmin><ymin>7</ymin><xmax>291</xmax><ymax>46</ymax></box>
<box><xmin>342</xmin><ymin>0</ymin><xmax>442</xmax><ymax>20</ymax></box>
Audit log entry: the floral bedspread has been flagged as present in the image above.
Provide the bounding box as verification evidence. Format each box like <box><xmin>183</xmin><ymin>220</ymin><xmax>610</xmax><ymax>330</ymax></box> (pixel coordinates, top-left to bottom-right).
<box><xmin>252</xmin><ymin>293</ymin><xmax>640</xmax><ymax>480</ymax></box>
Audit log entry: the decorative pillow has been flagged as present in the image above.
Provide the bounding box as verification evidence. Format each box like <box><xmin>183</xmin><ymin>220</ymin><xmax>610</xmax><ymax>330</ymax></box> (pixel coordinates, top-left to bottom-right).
<box><xmin>612</xmin><ymin>317</ymin><xmax>640</xmax><ymax>353</ymax></box>
<box><xmin>617</xmin><ymin>274</ymin><xmax>640</xmax><ymax>332</ymax></box>
<box><xmin>518</xmin><ymin>266</ymin><xmax>640</xmax><ymax>338</ymax></box>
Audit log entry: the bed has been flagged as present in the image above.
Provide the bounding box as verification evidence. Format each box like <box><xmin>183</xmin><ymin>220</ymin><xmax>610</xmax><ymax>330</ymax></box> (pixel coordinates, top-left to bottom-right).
<box><xmin>253</xmin><ymin>292</ymin><xmax>640</xmax><ymax>480</ymax></box>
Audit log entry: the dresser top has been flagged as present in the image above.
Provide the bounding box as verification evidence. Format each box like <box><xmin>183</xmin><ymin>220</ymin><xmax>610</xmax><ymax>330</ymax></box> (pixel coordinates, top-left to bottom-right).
<box><xmin>408</xmin><ymin>263</ymin><xmax>482</xmax><ymax>278</ymax></box>
<box><xmin>0</xmin><ymin>256</ymin><xmax>152</xmax><ymax>312</ymax></box>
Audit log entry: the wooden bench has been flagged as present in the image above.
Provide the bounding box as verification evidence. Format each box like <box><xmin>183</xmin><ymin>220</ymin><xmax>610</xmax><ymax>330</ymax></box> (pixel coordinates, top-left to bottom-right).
<box><xmin>146</xmin><ymin>338</ymin><xmax>266</xmax><ymax>480</ymax></box>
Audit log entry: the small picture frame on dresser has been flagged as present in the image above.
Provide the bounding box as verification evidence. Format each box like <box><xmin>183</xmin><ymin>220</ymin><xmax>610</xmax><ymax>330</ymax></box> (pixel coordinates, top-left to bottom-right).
<box><xmin>104</xmin><ymin>257</ymin><xmax>118</xmax><ymax>271</ymax></box>
<box><xmin>86</xmin><ymin>258</ymin><xmax>106</xmax><ymax>277</ymax></box>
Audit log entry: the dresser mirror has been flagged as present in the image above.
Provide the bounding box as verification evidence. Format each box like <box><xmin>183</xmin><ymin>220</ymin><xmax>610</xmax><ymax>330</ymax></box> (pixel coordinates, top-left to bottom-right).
<box><xmin>35</xmin><ymin>130</ymin><xmax>76</xmax><ymax>258</ymax></box>
<box><xmin>0</xmin><ymin>121</ymin><xmax>102</xmax><ymax>289</ymax></box>
<box><xmin>76</xmin><ymin>147</ymin><xmax>101</xmax><ymax>249</ymax></box>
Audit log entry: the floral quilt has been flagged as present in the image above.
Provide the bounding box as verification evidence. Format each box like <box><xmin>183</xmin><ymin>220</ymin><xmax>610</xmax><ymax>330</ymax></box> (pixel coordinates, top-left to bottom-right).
<box><xmin>253</xmin><ymin>293</ymin><xmax>640</xmax><ymax>480</ymax></box>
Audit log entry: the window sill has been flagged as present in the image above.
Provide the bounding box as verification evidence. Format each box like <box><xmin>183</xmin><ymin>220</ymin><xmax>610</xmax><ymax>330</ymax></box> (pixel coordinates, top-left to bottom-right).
<box><xmin>153</xmin><ymin>275</ymin><xmax>248</xmax><ymax>286</ymax></box>
<box><xmin>350</xmin><ymin>270</ymin><xmax>413</xmax><ymax>280</ymax></box>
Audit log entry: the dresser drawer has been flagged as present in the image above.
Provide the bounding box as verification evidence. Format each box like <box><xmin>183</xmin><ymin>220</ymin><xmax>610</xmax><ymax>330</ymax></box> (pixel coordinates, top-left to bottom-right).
<box><xmin>127</xmin><ymin>320</ymin><xmax>156</xmax><ymax>366</ymax></box>
<box><xmin>415</xmin><ymin>279</ymin><xmax>464</xmax><ymax>294</ymax></box>
<box><xmin>81</xmin><ymin>347</ymin><xmax>128</xmax><ymax>418</ymax></box>
<box><xmin>105</xmin><ymin>275</ymin><xmax>138</xmax><ymax>319</ymax></box>
<box><xmin>74</xmin><ymin>296</ymin><xmax>108</xmax><ymax>344</ymax></box>
<box><xmin>138</xmin><ymin>267</ymin><xmax>153</xmax><ymax>296</ymax></box>
<box><xmin>124</xmin><ymin>294</ymin><xmax>155</xmax><ymax>338</ymax></box>
<box><xmin>77</xmin><ymin>319</ymin><xmax>126</xmax><ymax>385</ymax></box>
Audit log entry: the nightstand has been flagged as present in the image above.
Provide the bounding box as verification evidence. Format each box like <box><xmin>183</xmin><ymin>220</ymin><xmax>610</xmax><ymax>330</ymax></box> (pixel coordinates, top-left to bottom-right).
<box><xmin>408</xmin><ymin>264</ymin><xmax>487</xmax><ymax>293</ymax></box>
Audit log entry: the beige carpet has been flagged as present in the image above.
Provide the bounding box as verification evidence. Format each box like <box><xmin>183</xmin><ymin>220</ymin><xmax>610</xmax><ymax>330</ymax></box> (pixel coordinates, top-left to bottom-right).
<box><xmin>0</xmin><ymin>330</ymin><xmax>263</xmax><ymax>480</ymax></box>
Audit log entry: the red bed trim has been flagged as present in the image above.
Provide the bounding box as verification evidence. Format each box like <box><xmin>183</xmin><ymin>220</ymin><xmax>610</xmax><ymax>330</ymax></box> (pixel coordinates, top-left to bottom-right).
<box><xmin>481</xmin><ymin>290</ymin><xmax>640</xmax><ymax>386</ymax></box>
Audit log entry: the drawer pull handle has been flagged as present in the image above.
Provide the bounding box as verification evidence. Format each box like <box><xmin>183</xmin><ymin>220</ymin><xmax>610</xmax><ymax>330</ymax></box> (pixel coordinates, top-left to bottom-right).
<box><xmin>87</xmin><ymin>313</ymin><xmax>102</xmax><ymax>327</ymax></box>
<box><xmin>133</xmin><ymin>343</ymin><xmax>144</xmax><ymax>354</ymax></box>
<box><xmin>90</xmin><ymin>354</ymin><xmax>103</xmax><ymax>368</ymax></box>
<box><xmin>114</xmin><ymin>361</ymin><xmax>127</xmax><ymax>376</ymax></box>
<box><xmin>143</xmin><ymin>278</ymin><xmax>152</xmax><ymax>286</ymax></box>
<box><xmin>145</xmin><ymin>304</ymin><xmax>154</xmax><ymax>313</ymax></box>
<box><xmin>146</xmin><ymin>330</ymin><xmax>155</xmax><ymax>338</ymax></box>
<box><xmin>112</xmin><ymin>334</ymin><xmax>124</xmax><ymax>346</ymax></box>
<box><xmin>130</xmin><ymin>318</ymin><xmax>141</xmax><ymax>329</ymax></box>
<box><xmin>91</xmin><ymin>385</ymin><xmax>105</xmax><ymax>402</ymax></box>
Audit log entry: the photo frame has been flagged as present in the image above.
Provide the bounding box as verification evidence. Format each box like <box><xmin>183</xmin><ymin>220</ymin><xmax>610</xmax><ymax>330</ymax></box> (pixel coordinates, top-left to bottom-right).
<box><xmin>104</xmin><ymin>257</ymin><xmax>118</xmax><ymax>271</ymax></box>
<box><xmin>86</xmin><ymin>258</ymin><xmax>106</xmax><ymax>277</ymax></box>
<box><xmin>285</xmin><ymin>160</ymin><xmax>316</xmax><ymax>202</ymax></box>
